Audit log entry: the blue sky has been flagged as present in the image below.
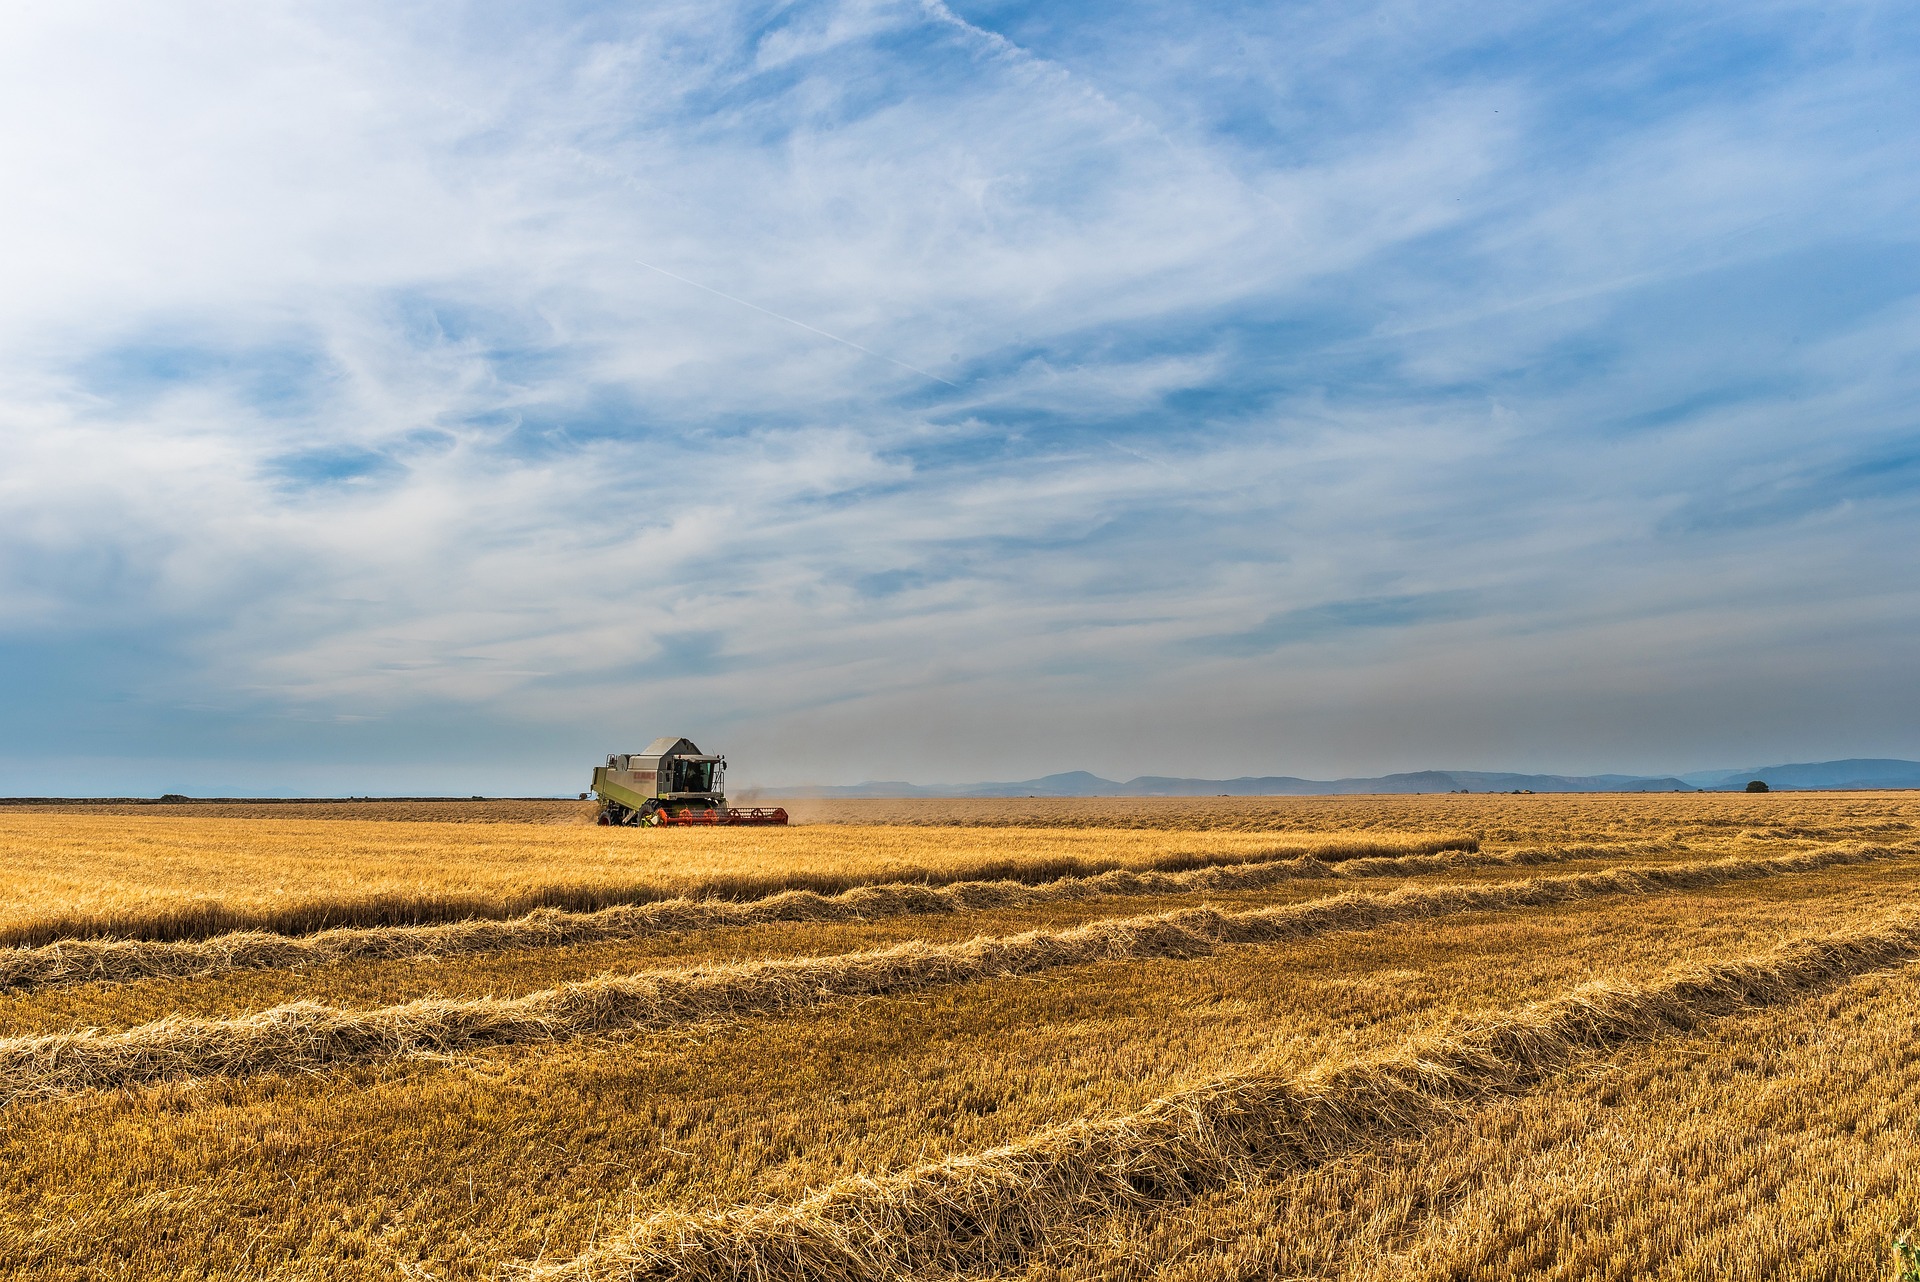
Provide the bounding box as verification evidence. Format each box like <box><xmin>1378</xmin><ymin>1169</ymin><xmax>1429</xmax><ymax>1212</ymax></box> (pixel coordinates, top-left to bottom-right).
<box><xmin>1</xmin><ymin>0</ymin><xmax>1916</xmax><ymax>794</ymax></box>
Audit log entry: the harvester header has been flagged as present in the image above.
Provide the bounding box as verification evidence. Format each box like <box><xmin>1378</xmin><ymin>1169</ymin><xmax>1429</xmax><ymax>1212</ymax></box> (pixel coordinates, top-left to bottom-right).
<box><xmin>592</xmin><ymin>736</ymin><xmax>787</xmax><ymax>826</ymax></box>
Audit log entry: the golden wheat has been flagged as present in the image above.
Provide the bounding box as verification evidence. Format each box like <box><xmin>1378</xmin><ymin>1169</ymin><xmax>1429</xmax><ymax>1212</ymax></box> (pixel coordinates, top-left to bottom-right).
<box><xmin>546</xmin><ymin>912</ymin><xmax>1920</xmax><ymax>1281</ymax></box>
<box><xmin>0</xmin><ymin>850</ymin><xmax>1909</xmax><ymax>1279</ymax></box>
<box><xmin>1016</xmin><ymin>953</ymin><xmax>1920</xmax><ymax>1282</ymax></box>
<box><xmin>776</xmin><ymin>790</ymin><xmax>1920</xmax><ymax>839</ymax></box>
<box><xmin>0</xmin><ymin>794</ymin><xmax>1915</xmax><ymax>1280</ymax></box>
<box><xmin>0</xmin><ymin>838</ymin><xmax>1622</xmax><ymax>995</ymax></box>
<box><xmin>0</xmin><ymin>814</ymin><xmax>1470</xmax><ymax>945</ymax></box>
<box><xmin>0</xmin><ymin>798</ymin><xmax>595</xmax><ymax>824</ymax></box>
<box><xmin>0</xmin><ymin>845</ymin><xmax>1894</xmax><ymax>1102</ymax></box>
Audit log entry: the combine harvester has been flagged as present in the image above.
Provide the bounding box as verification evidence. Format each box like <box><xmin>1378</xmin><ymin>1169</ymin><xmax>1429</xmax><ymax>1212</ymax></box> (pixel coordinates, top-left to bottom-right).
<box><xmin>591</xmin><ymin>736</ymin><xmax>788</xmax><ymax>826</ymax></box>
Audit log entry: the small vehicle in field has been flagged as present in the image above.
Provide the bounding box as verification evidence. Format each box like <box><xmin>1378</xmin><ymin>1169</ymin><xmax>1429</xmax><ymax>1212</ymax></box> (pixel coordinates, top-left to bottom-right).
<box><xmin>591</xmin><ymin>737</ymin><xmax>788</xmax><ymax>826</ymax></box>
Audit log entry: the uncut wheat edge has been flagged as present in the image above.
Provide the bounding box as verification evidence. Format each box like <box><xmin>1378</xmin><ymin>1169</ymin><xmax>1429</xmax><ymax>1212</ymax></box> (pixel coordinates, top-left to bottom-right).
<box><xmin>3</xmin><ymin>836</ymin><xmax>1657</xmax><ymax>994</ymax></box>
<box><xmin>534</xmin><ymin>908</ymin><xmax>1920</xmax><ymax>1282</ymax></box>
<box><xmin>0</xmin><ymin>844</ymin><xmax>1898</xmax><ymax>1104</ymax></box>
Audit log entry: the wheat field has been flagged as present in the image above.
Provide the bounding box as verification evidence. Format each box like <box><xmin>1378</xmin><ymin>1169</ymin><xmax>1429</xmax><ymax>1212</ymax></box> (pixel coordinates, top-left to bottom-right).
<box><xmin>1</xmin><ymin>793</ymin><xmax>1917</xmax><ymax>1279</ymax></box>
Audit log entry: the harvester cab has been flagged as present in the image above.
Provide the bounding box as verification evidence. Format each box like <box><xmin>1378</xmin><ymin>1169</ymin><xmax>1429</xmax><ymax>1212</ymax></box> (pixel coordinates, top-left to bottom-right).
<box><xmin>591</xmin><ymin>737</ymin><xmax>787</xmax><ymax>826</ymax></box>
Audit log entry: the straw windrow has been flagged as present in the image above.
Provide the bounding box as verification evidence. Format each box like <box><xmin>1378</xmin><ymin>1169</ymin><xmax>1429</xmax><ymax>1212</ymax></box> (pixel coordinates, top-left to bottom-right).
<box><xmin>539</xmin><ymin>911</ymin><xmax>1920</xmax><ymax>1282</ymax></box>
<box><xmin>0</xmin><ymin>839</ymin><xmax>1621</xmax><ymax>994</ymax></box>
<box><xmin>0</xmin><ymin>845</ymin><xmax>1896</xmax><ymax>1103</ymax></box>
<box><xmin>0</xmin><ymin>832</ymin><xmax>1480</xmax><ymax>949</ymax></box>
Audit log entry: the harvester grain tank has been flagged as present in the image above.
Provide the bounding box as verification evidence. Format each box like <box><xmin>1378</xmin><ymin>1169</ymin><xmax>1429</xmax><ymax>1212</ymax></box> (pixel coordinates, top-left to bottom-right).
<box><xmin>591</xmin><ymin>736</ymin><xmax>788</xmax><ymax>826</ymax></box>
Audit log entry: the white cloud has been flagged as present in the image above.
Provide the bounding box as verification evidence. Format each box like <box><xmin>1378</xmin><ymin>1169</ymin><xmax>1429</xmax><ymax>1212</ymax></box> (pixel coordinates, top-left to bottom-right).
<box><xmin>0</xmin><ymin>0</ymin><xmax>1916</xmax><ymax>789</ymax></box>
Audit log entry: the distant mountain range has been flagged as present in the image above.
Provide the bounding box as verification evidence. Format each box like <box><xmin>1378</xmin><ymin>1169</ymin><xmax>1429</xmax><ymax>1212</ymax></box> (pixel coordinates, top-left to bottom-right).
<box><xmin>775</xmin><ymin>758</ymin><xmax>1920</xmax><ymax>798</ymax></box>
<box><xmin>1674</xmin><ymin>759</ymin><xmax>1920</xmax><ymax>791</ymax></box>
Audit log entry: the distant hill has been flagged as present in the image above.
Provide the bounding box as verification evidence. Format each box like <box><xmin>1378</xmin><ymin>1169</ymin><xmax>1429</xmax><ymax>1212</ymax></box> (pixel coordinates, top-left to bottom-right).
<box><xmin>775</xmin><ymin>758</ymin><xmax>1920</xmax><ymax>798</ymax></box>
<box><xmin>1680</xmin><ymin>759</ymin><xmax>1920</xmax><ymax>791</ymax></box>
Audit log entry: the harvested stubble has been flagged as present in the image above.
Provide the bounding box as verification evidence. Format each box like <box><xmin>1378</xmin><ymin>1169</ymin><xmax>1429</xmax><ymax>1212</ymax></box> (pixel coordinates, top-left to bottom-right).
<box><xmin>1030</xmin><ymin>960</ymin><xmax>1920</xmax><ymax>1281</ymax></box>
<box><xmin>0</xmin><ymin>815</ymin><xmax>1472</xmax><ymax>947</ymax></box>
<box><xmin>0</xmin><ymin>839</ymin><xmax>1612</xmax><ymax>995</ymax></box>
<box><xmin>0</xmin><ymin>844</ymin><xmax>1895</xmax><ymax>1103</ymax></box>
<box><xmin>5</xmin><ymin>794</ymin><xmax>1919</xmax><ymax>1281</ymax></box>
<box><xmin>1</xmin><ymin>852</ymin><xmax>1911</xmax><ymax>1282</ymax></box>
<box><xmin>543</xmin><ymin>912</ymin><xmax>1920</xmax><ymax>1282</ymax></box>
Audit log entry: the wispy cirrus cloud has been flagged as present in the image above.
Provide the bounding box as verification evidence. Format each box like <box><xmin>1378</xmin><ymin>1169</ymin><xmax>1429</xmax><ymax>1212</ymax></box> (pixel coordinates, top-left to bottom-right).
<box><xmin>0</xmin><ymin>0</ymin><xmax>1916</xmax><ymax>793</ymax></box>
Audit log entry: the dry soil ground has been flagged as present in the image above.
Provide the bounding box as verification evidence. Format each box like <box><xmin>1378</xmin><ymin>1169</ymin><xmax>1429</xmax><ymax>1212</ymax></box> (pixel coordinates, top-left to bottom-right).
<box><xmin>0</xmin><ymin>793</ymin><xmax>1915</xmax><ymax>1280</ymax></box>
